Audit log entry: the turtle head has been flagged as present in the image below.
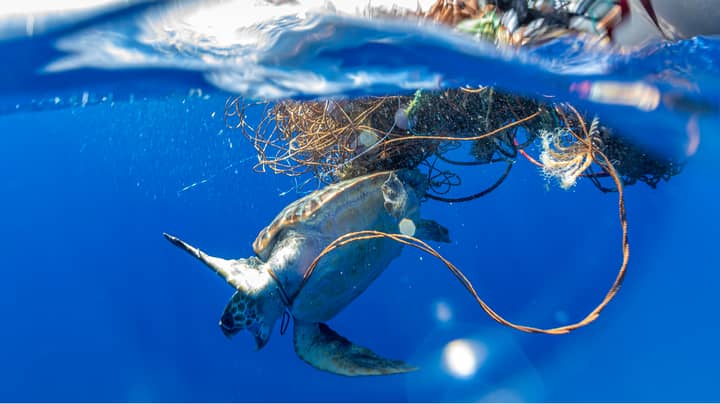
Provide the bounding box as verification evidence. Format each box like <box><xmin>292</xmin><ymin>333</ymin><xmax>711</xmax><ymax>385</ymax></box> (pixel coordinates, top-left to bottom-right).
<box><xmin>219</xmin><ymin>283</ymin><xmax>283</xmax><ymax>349</ymax></box>
<box><xmin>163</xmin><ymin>233</ymin><xmax>285</xmax><ymax>350</ymax></box>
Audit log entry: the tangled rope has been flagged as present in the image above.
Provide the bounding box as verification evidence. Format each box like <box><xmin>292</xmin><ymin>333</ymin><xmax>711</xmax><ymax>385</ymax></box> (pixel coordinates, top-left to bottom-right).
<box><xmin>225</xmin><ymin>89</ymin><xmax>553</xmax><ymax>198</ymax></box>
<box><xmin>225</xmin><ymin>95</ymin><xmax>432</xmax><ymax>183</ymax></box>
<box><xmin>292</xmin><ymin>105</ymin><xmax>629</xmax><ymax>335</ymax></box>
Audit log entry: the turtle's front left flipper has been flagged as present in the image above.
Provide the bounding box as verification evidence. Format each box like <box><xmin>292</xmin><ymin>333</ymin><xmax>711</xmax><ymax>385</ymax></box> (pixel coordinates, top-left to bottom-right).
<box><xmin>293</xmin><ymin>321</ymin><xmax>416</xmax><ymax>376</ymax></box>
<box><xmin>414</xmin><ymin>219</ymin><xmax>451</xmax><ymax>243</ymax></box>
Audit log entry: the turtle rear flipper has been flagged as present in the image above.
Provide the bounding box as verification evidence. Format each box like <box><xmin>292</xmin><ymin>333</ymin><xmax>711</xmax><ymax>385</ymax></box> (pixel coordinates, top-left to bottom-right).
<box><xmin>293</xmin><ymin>321</ymin><xmax>416</xmax><ymax>376</ymax></box>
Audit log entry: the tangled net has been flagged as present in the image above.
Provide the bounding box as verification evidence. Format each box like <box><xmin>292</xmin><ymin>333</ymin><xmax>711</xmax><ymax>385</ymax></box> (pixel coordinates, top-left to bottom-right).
<box><xmin>225</xmin><ymin>88</ymin><xmax>683</xmax><ymax>197</ymax></box>
<box><xmin>225</xmin><ymin>96</ymin><xmax>431</xmax><ymax>183</ymax></box>
<box><xmin>221</xmin><ymin>0</ymin><xmax>682</xmax><ymax>194</ymax></box>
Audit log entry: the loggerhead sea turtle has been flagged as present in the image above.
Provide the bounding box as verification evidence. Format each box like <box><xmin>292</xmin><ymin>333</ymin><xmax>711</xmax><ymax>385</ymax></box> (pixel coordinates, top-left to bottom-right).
<box><xmin>163</xmin><ymin>169</ymin><xmax>450</xmax><ymax>376</ymax></box>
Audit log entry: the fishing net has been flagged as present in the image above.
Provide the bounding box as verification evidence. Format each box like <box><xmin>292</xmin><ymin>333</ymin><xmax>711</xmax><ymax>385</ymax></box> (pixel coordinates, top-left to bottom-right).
<box><xmin>224</xmin><ymin>96</ymin><xmax>430</xmax><ymax>183</ymax></box>
<box><xmin>220</xmin><ymin>0</ymin><xmax>682</xmax><ymax>193</ymax></box>
<box><xmin>224</xmin><ymin>89</ymin><xmax>683</xmax><ymax>195</ymax></box>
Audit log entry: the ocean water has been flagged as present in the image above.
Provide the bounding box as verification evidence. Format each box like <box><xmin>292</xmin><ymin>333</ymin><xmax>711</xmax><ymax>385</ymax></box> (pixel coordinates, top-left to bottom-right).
<box><xmin>1</xmin><ymin>1</ymin><xmax>719</xmax><ymax>402</ymax></box>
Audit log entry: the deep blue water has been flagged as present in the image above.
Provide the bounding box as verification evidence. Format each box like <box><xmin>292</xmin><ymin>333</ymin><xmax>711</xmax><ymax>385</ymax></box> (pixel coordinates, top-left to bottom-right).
<box><xmin>1</xmin><ymin>1</ymin><xmax>720</xmax><ymax>402</ymax></box>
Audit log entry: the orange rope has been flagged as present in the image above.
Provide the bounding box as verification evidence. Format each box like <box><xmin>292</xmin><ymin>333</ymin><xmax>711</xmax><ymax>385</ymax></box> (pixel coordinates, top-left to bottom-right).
<box><xmin>514</xmin><ymin>137</ymin><xmax>544</xmax><ymax>168</ymax></box>
<box><xmin>382</xmin><ymin>111</ymin><xmax>541</xmax><ymax>146</ymax></box>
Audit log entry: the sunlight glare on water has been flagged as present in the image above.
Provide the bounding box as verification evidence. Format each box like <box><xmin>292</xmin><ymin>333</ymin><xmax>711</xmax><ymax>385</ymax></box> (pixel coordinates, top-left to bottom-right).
<box><xmin>0</xmin><ymin>0</ymin><xmax>124</xmax><ymax>16</ymax></box>
<box><xmin>0</xmin><ymin>0</ymin><xmax>136</xmax><ymax>39</ymax></box>
<box><xmin>433</xmin><ymin>300</ymin><xmax>453</xmax><ymax>323</ymax></box>
<box><xmin>442</xmin><ymin>339</ymin><xmax>487</xmax><ymax>379</ymax></box>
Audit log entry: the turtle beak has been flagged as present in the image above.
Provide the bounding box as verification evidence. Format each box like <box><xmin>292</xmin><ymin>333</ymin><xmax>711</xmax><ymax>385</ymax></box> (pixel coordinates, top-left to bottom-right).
<box><xmin>219</xmin><ymin>312</ymin><xmax>239</xmax><ymax>340</ymax></box>
<box><xmin>220</xmin><ymin>326</ymin><xmax>236</xmax><ymax>340</ymax></box>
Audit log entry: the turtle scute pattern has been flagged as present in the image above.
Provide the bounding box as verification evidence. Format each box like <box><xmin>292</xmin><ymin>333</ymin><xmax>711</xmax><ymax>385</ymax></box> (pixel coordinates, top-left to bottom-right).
<box><xmin>252</xmin><ymin>171</ymin><xmax>393</xmax><ymax>259</ymax></box>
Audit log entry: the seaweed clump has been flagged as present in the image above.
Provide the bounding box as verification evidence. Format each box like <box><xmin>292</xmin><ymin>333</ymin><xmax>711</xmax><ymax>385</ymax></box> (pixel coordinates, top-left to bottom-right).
<box><xmin>537</xmin><ymin>107</ymin><xmax>684</xmax><ymax>191</ymax></box>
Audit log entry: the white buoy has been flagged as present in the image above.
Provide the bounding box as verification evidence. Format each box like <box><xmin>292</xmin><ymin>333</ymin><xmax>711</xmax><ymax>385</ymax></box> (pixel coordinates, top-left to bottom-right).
<box><xmin>358</xmin><ymin>130</ymin><xmax>379</xmax><ymax>148</ymax></box>
<box><xmin>394</xmin><ymin>107</ymin><xmax>410</xmax><ymax>130</ymax></box>
<box><xmin>398</xmin><ymin>218</ymin><xmax>416</xmax><ymax>236</ymax></box>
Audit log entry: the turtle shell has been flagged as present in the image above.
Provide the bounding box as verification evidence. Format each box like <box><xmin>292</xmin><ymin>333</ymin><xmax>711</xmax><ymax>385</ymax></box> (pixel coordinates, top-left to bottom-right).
<box><xmin>252</xmin><ymin>171</ymin><xmax>393</xmax><ymax>261</ymax></box>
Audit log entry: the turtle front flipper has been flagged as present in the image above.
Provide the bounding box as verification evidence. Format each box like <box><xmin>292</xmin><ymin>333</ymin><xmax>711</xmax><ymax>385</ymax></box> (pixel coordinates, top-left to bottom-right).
<box><xmin>293</xmin><ymin>320</ymin><xmax>416</xmax><ymax>376</ymax></box>
<box><xmin>163</xmin><ymin>233</ymin><xmax>247</xmax><ymax>290</ymax></box>
<box><xmin>414</xmin><ymin>219</ymin><xmax>451</xmax><ymax>243</ymax></box>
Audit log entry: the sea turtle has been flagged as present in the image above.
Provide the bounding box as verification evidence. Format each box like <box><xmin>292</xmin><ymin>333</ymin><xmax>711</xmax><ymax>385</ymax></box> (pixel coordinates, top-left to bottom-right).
<box><xmin>163</xmin><ymin>169</ymin><xmax>450</xmax><ymax>376</ymax></box>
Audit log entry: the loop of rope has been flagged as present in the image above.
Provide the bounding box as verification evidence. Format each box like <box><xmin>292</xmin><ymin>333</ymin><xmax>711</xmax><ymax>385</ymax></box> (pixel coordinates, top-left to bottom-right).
<box><xmin>267</xmin><ymin>268</ymin><xmax>292</xmax><ymax>307</ymax></box>
<box><xmin>268</xmin><ymin>268</ymin><xmax>294</xmax><ymax>337</ymax></box>
<box><xmin>426</xmin><ymin>159</ymin><xmax>514</xmax><ymax>203</ymax></box>
<box><xmin>279</xmin><ymin>309</ymin><xmax>291</xmax><ymax>336</ymax></box>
